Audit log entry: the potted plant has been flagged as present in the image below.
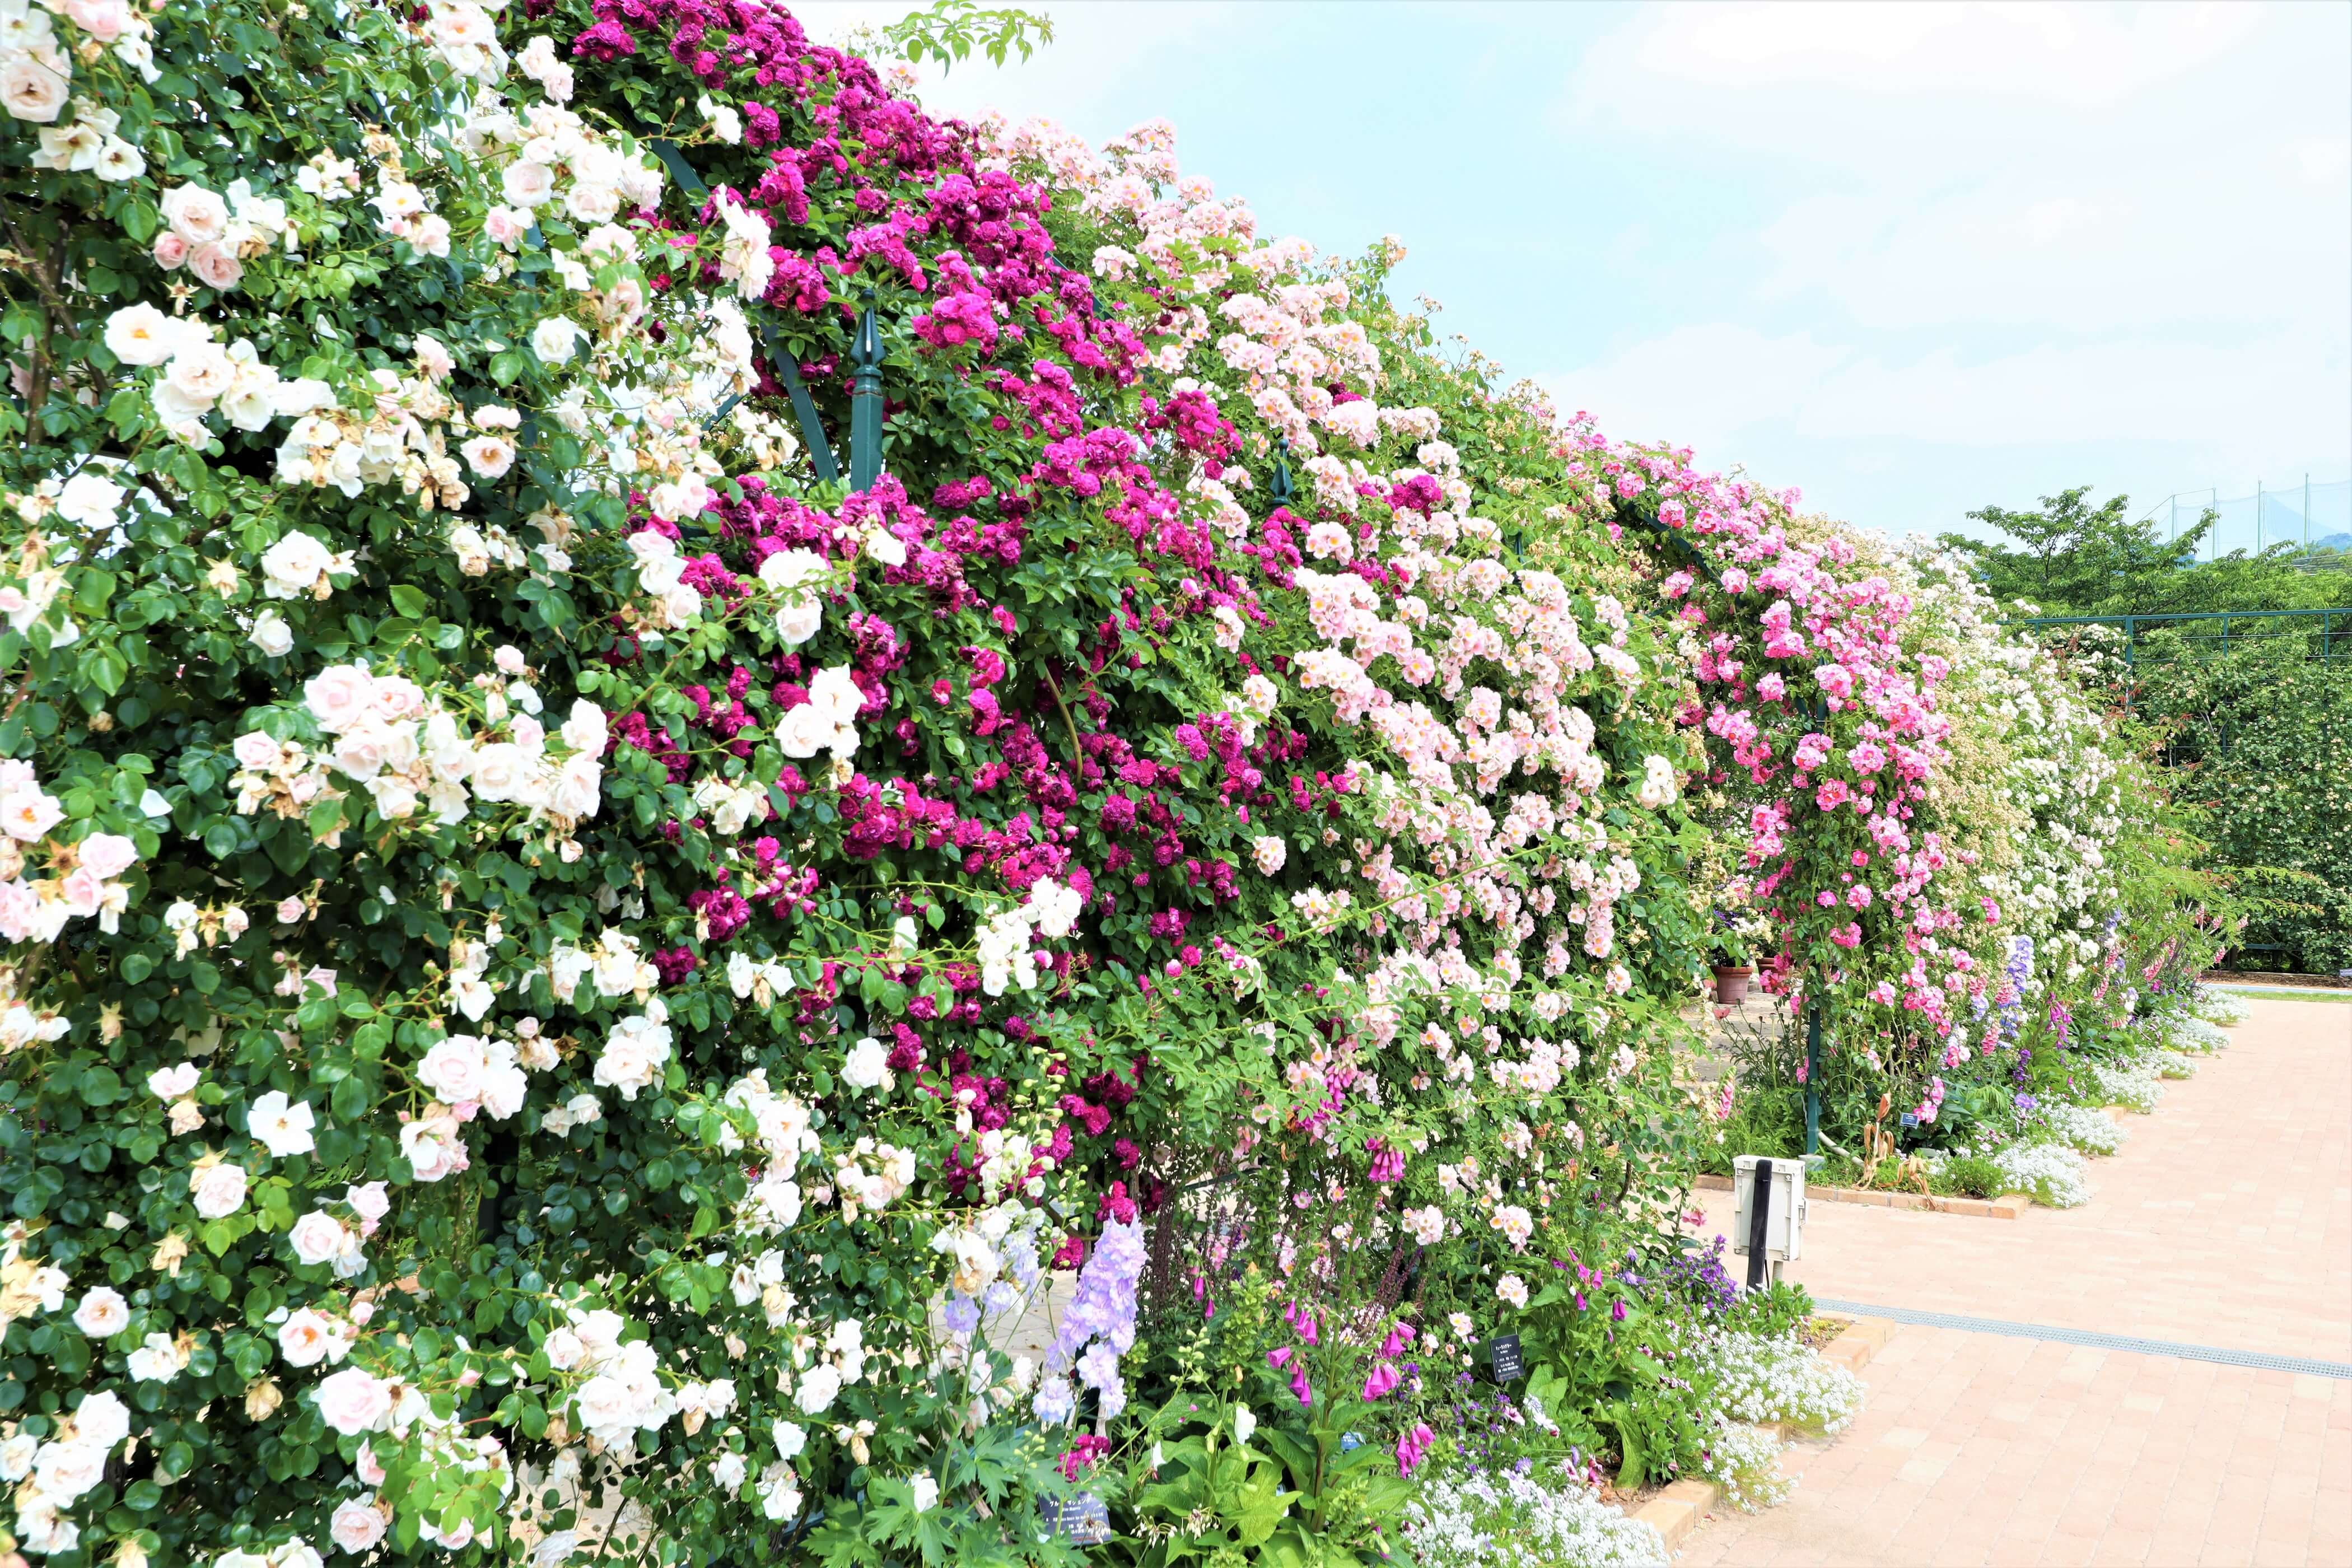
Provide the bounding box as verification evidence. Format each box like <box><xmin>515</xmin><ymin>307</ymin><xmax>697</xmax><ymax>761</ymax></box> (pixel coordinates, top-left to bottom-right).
<box><xmin>1708</xmin><ymin>916</ymin><xmax>1755</xmax><ymax>1005</ymax></box>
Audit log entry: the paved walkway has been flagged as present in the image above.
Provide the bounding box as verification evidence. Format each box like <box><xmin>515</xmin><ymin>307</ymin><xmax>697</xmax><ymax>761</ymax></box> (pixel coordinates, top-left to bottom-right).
<box><xmin>1679</xmin><ymin>996</ymin><xmax>2352</xmax><ymax>1567</ymax></box>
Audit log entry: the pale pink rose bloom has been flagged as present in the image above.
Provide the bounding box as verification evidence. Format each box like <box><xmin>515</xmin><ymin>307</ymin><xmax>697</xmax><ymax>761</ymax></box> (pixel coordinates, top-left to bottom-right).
<box><xmin>302</xmin><ymin>665</ymin><xmax>376</xmax><ymax>732</ymax></box>
<box><xmin>330</xmin><ymin>1497</ymin><xmax>388</xmax><ymax>1553</ymax></box>
<box><xmin>288</xmin><ymin>1210</ymin><xmax>348</xmax><ymax>1267</ymax></box>
<box><xmin>160</xmin><ymin>183</ymin><xmax>230</xmax><ymax>245</ymax></box>
<box><xmin>152</xmin><ymin>231</ymin><xmax>189</xmax><ymax>269</ymax></box>
<box><xmin>77</xmin><ymin>832</ymin><xmax>137</xmax><ymax>879</ymax></box>
<box><xmin>64</xmin><ymin>0</ymin><xmax>130</xmax><ymax>39</ymax></box>
<box><xmin>230</xmin><ymin>730</ymin><xmax>283</xmax><ymax>769</ymax></box>
<box><xmin>312</xmin><ymin>1366</ymin><xmax>393</xmax><ymax>1435</ymax></box>
<box><xmin>59</xmin><ymin>866</ymin><xmax>104</xmax><ymax>916</ymax></box>
<box><xmin>356</xmin><ymin>1439</ymin><xmax>385</xmax><ymax>1485</ymax></box>
<box><xmin>1</xmin><ymin>60</ymin><xmax>69</xmax><ymax>124</ymax></box>
<box><xmin>412</xmin><ymin>335</ymin><xmax>454</xmax><ymax>381</ymax></box>
<box><xmin>187</xmin><ymin>242</ymin><xmax>243</xmax><ymax>291</ymax></box>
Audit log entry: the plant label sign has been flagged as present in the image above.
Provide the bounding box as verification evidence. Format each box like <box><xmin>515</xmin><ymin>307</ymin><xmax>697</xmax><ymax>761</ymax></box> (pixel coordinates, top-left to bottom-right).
<box><xmin>1040</xmin><ymin>1495</ymin><xmax>1112</xmax><ymax>1544</ymax></box>
<box><xmin>1488</xmin><ymin>1333</ymin><xmax>1525</xmax><ymax>1383</ymax></box>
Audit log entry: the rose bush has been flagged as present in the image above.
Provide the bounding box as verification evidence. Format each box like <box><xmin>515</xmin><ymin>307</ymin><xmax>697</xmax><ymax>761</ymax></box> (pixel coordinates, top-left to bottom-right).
<box><xmin>0</xmin><ymin>3</ymin><xmax>1743</xmax><ymax>1561</ymax></box>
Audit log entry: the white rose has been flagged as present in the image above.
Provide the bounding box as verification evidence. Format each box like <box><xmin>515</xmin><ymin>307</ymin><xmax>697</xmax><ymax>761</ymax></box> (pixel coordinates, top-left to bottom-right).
<box><xmin>502</xmin><ymin>160</ymin><xmax>556</xmax><ymax>207</ymax></box>
<box><xmin>841</xmin><ymin>1036</ymin><xmax>889</xmax><ymax>1092</ymax></box>
<box><xmin>399</xmin><ymin>1116</ymin><xmax>465</xmax><ymax>1183</ymax></box>
<box><xmin>72</xmin><ymin>1389</ymin><xmax>130</xmax><ymax>1450</ymax></box>
<box><xmin>54</xmin><ymin>470</ymin><xmax>124</xmax><ymax>529</ymax></box>
<box><xmin>103</xmin><ymin>302</ymin><xmax>182</xmax><ymax>366</ymax></box>
<box><xmin>549</xmin><ymin>752</ymin><xmax>602</xmax><ymax>818</ymax></box>
<box><xmin>278</xmin><ymin>1307</ymin><xmax>336</xmax><ymax>1368</ymax></box>
<box><xmin>249</xmin><ymin>609</ymin><xmax>295</xmax><ymax>657</ymax></box>
<box><xmin>312</xmin><ymin>1367</ymin><xmax>393</xmax><ymax>1435</ymax></box>
<box><xmin>772</xmin><ymin>1419</ymin><xmax>807</xmax><ymax>1460</ymax></box>
<box><xmin>794</xmin><ymin>1363</ymin><xmax>842</xmax><ymax>1416</ymax></box>
<box><xmin>531</xmin><ymin>316</ymin><xmax>582</xmax><ymax>363</ymax></box>
<box><xmin>460</xmin><ymin>433</ymin><xmax>516</xmax><ymax>480</ymax></box>
<box><xmin>190</xmin><ymin>1159</ymin><xmax>248</xmax><ymax>1219</ymax></box>
<box><xmin>31</xmin><ymin>1438</ymin><xmax>106</xmax><ymax>1502</ymax></box>
<box><xmin>247</xmin><ymin>1089</ymin><xmax>317</xmax><ymax>1158</ymax></box>
<box><xmin>774</xmin><ymin>703</ymin><xmax>832</xmax><ymax>759</ymax></box>
<box><xmin>774</xmin><ymin>598</ymin><xmax>822</xmax><ymax>646</ymax></box>
<box><xmin>470</xmin><ymin>741</ymin><xmax>525</xmax><ymax>802</ymax></box>
<box><xmin>262</xmin><ymin>531</ymin><xmax>337</xmax><ymax>600</ymax></box>
<box><xmin>559</xmin><ymin>699</ymin><xmax>608</xmax><ymax>756</ymax></box>
<box><xmin>807</xmin><ymin>665</ymin><xmax>864</xmax><ymax>728</ymax></box>
<box><xmin>72</xmin><ymin>1286</ymin><xmax>129</xmax><ymax>1338</ymax></box>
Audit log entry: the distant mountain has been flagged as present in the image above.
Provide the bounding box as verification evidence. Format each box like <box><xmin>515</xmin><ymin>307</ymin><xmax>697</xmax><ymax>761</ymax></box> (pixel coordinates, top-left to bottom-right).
<box><xmin>2309</xmin><ymin>533</ymin><xmax>2352</xmax><ymax>551</ymax></box>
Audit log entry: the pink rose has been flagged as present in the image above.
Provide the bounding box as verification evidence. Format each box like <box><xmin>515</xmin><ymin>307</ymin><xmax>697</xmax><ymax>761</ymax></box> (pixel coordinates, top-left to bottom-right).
<box><xmin>58</xmin><ymin>866</ymin><xmax>104</xmax><ymax>916</ymax></box>
<box><xmin>414</xmin><ymin>1036</ymin><xmax>486</xmax><ymax>1105</ymax></box>
<box><xmin>188</xmin><ymin>242</ymin><xmax>244</xmax><ymax>292</ymax></box>
<box><xmin>77</xmin><ymin>832</ymin><xmax>137</xmax><ymax>879</ymax></box>
<box><xmin>302</xmin><ymin>665</ymin><xmax>377</xmax><ymax>734</ymax></box>
<box><xmin>312</xmin><ymin>1366</ymin><xmax>393</xmax><ymax>1435</ymax></box>
<box><xmin>330</xmin><ymin>1497</ymin><xmax>388</xmax><ymax>1553</ymax></box>
<box><xmin>65</xmin><ymin>0</ymin><xmax>129</xmax><ymax>38</ymax></box>
<box><xmin>152</xmin><ymin>232</ymin><xmax>189</xmax><ymax>269</ymax></box>
<box><xmin>288</xmin><ymin>1209</ymin><xmax>348</xmax><ymax>1267</ymax></box>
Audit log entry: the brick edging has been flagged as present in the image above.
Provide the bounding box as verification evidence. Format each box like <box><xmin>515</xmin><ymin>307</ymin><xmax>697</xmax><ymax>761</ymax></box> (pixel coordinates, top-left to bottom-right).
<box><xmin>1630</xmin><ymin>1316</ymin><xmax>1896</xmax><ymax>1551</ymax></box>
<box><xmin>1692</xmin><ymin>1171</ymin><xmax>2029</xmax><ymax>1219</ymax></box>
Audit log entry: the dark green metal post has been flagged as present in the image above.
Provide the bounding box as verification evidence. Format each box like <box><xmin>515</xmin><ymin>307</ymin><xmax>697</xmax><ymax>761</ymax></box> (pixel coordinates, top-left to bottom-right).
<box><xmin>1267</xmin><ymin>433</ymin><xmax>1295</xmax><ymax>508</ymax></box>
<box><xmin>848</xmin><ymin>292</ymin><xmax>884</xmax><ymax>493</ymax></box>
<box><xmin>1804</xmin><ymin>1001</ymin><xmax>1822</xmax><ymax>1157</ymax></box>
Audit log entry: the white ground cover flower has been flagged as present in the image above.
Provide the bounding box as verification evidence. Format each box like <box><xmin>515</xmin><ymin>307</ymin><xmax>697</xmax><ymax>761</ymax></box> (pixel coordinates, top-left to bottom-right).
<box><xmin>1995</xmin><ymin>1141</ymin><xmax>2090</xmax><ymax>1207</ymax></box>
<box><xmin>2149</xmin><ymin>1047</ymin><xmax>2198</xmax><ymax>1080</ymax></box>
<box><xmin>1689</xmin><ymin>1327</ymin><xmax>1863</xmax><ymax>1438</ymax></box>
<box><xmin>2036</xmin><ymin>1101</ymin><xmax>2124</xmax><ymax>1157</ymax></box>
<box><xmin>1401</xmin><ymin>1461</ymin><xmax>1667</xmax><ymax>1567</ymax></box>
<box><xmin>1698</xmin><ymin>1419</ymin><xmax>1791</xmax><ymax>1512</ymax></box>
<box><xmin>2191</xmin><ymin>987</ymin><xmax>2248</xmax><ymax>1028</ymax></box>
<box><xmin>2087</xmin><ymin>1060</ymin><xmax>2163</xmax><ymax>1114</ymax></box>
<box><xmin>2171</xmin><ymin>1011</ymin><xmax>2232</xmax><ymax>1051</ymax></box>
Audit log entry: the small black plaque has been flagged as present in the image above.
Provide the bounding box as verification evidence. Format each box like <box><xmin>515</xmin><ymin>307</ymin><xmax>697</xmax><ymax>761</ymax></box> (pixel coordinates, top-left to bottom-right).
<box><xmin>1488</xmin><ymin>1333</ymin><xmax>1524</xmax><ymax>1383</ymax></box>
<box><xmin>1040</xmin><ymin>1494</ymin><xmax>1111</xmax><ymax>1544</ymax></box>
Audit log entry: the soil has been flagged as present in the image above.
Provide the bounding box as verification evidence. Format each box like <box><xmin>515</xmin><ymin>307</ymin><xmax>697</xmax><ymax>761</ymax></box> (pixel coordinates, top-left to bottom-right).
<box><xmin>2202</xmin><ymin>969</ymin><xmax>2351</xmax><ymax>990</ymax></box>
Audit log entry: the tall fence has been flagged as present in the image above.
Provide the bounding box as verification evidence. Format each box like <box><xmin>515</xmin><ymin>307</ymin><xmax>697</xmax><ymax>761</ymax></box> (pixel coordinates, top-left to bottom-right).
<box><xmin>2139</xmin><ymin>478</ymin><xmax>2352</xmax><ymax>559</ymax></box>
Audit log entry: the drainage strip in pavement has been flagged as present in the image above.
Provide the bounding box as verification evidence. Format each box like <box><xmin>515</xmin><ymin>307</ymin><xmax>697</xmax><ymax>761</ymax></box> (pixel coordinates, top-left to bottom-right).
<box><xmin>1810</xmin><ymin>1298</ymin><xmax>2352</xmax><ymax>1381</ymax></box>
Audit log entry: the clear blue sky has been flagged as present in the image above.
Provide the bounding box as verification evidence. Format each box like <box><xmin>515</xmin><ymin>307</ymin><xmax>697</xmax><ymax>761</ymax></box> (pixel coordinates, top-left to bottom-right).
<box><xmin>802</xmin><ymin>2</ymin><xmax>2352</xmax><ymax>543</ymax></box>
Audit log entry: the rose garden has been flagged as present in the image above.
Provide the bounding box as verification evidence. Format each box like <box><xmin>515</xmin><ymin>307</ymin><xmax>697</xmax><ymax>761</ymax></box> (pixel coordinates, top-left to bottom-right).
<box><xmin>0</xmin><ymin>3</ymin><xmax>2340</xmax><ymax>1566</ymax></box>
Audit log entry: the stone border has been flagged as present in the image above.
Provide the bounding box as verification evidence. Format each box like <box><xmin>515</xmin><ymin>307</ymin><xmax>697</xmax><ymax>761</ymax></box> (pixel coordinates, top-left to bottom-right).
<box><xmin>1693</xmin><ymin>1171</ymin><xmax>2030</xmax><ymax>1220</ymax></box>
<box><xmin>1628</xmin><ymin>1315</ymin><xmax>1896</xmax><ymax>1551</ymax></box>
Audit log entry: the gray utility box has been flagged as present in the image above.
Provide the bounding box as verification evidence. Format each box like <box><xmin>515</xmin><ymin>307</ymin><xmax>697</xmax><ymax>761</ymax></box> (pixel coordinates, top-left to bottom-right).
<box><xmin>1730</xmin><ymin>1153</ymin><xmax>1808</xmax><ymax>1270</ymax></box>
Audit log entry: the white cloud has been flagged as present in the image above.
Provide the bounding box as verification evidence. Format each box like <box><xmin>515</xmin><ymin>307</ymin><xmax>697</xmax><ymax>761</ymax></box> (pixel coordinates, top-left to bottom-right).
<box><xmin>1540</xmin><ymin>323</ymin><xmax>2350</xmax><ymax>478</ymax></box>
<box><xmin>1581</xmin><ymin>1</ymin><xmax>2262</xmax><ymax>109</ymax></box>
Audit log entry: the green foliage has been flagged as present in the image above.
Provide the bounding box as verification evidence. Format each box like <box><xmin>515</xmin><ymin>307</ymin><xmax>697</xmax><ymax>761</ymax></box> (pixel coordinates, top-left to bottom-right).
<box><xmin>880</xmin><ymin>0</ymin><xmax>1057</xmax><ymax>72</ymax></box>
<box><xmin>1937</xmin><ymin>1154</ymin><xmax>2002</xmax><ymax>1200</ymax></box>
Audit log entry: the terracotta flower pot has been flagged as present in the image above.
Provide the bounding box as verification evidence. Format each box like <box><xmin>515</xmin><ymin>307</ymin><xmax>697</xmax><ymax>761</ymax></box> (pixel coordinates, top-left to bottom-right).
<box><xmin>1712</xmin><ymin>965</ymin><xmax>1755</xmax><ymax>1006</ymax></box>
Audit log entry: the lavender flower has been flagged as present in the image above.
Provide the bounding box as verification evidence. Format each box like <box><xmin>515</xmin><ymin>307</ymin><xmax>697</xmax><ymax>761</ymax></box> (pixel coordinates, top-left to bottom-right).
<box><xmin>1032</xmin><ymin>1218</ymin><xmax>1144</xmax><ymax>1425</ymax></box>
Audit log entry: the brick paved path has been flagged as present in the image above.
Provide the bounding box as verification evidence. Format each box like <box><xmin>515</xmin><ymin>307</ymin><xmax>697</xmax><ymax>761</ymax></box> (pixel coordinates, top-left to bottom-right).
<box><xmin>1679</xmin><ymin>996</ymin><xmax>2352</xmax><ymax>1566</ymax></box>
